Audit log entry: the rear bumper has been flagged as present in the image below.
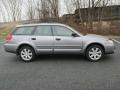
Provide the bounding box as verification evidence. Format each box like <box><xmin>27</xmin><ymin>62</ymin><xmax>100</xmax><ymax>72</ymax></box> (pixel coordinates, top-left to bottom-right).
<box><xmin>4</xmin><ymin>43</ymin><xmax>18</xmax><ymax>54</ymax></box>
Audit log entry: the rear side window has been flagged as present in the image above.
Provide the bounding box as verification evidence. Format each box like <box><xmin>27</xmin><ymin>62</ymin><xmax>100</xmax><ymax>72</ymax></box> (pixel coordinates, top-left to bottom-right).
<box><xmin>34</xmin><ymin>26</ymin><xmax>52</xmax><ymax>36</ymax></box>
<box><xmin>13</xmin><ymin>27</ymin><xmax>35</xmax><ymax>35</ymax></box>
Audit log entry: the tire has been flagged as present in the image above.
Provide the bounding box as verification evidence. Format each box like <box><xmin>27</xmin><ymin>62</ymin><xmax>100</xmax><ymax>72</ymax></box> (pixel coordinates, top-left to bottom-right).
<box><xmin>85</xmin><ymin>45</ymin><xmax>104</xmax><ymax>62</ymax></box>
<box><xmin>18</xmin><ymin>46</ymin><xmax>36</xmax><ymax>62</ymax></box>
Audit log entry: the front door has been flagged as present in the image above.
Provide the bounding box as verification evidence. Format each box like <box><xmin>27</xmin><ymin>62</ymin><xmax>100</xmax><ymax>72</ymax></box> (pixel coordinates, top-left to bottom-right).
<box><xmin>52</xmin><ymin>25</ymin><xmax>83</xmax><ymax>53</ymax></box>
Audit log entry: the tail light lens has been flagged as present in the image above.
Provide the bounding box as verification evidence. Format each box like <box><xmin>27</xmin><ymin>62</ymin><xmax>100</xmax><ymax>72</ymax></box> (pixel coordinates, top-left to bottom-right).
<box><xmin>6</xmin><ymin>34</ymin><xmax>12</xmax><ymax>41</ymax></box>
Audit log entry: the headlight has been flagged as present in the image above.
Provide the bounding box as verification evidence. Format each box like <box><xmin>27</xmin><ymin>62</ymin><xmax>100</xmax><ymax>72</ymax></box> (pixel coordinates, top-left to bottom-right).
<box><xmin>107</xmin><ymin>39</ymin><xmax>113</xmax><ymax>44</ymax></box>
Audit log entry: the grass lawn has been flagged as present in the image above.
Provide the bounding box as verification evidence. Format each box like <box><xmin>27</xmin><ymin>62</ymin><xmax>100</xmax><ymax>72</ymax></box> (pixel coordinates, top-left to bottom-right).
<box><xmin>115</xmin><ymin>38</ymin><xmax>120</xmax><ymax>41</ymax></box>
<box><xmin>106</xmin><ymin>35</ymin><xmax>120</xmax><ymax>40</ymax></box>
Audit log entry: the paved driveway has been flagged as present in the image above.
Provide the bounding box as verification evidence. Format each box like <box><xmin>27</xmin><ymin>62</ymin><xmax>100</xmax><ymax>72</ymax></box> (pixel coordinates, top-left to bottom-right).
<box><xmin>0</xmin><ymin>42</ymin><xmax>120</xmax><ymax>90</ymax></box>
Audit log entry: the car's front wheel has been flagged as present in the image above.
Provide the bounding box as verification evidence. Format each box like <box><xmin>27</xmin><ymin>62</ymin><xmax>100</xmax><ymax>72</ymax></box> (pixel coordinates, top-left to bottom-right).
<box><xmin>18</xmin><ymin>46</ymin><xmax>36</xmax><ymax>62</ymax></box>
<box><xmin>86</xmin><ymin>45</ymin><xmax>104</xmax><ymax>62</ymax></box>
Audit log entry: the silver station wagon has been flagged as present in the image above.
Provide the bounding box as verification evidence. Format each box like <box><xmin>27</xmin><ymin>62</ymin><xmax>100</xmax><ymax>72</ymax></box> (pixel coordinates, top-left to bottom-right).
<box><xmin>4</xmin><ymin>23</ymin><xmax>114</xmax><ymax>62</ymax></box>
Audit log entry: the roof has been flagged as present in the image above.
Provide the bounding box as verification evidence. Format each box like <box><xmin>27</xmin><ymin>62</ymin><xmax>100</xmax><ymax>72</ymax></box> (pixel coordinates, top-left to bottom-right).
<box><xmin>16</xmin><ymin>23</ymin><xmax>67</xmax><ymax>27</ymax></box>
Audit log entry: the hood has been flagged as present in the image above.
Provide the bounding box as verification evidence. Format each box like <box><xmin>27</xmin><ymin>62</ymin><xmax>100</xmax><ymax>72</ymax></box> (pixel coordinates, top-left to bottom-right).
<box><xmin>84</xmin><ymin>34</ymin><xmax>109</xmax><ymax>40</ymax></box>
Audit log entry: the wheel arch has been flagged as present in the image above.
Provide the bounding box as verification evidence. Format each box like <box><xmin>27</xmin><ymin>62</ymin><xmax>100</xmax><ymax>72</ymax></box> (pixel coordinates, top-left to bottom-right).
<box><xmin>16</xmin><ymin>43</ymin><xmax>36</xmax><ymax>55</ymax></box>
<box><xmin>84</xmin><ymin>43</ymin><xmax>105</xmax><ymax>54</ymax></box>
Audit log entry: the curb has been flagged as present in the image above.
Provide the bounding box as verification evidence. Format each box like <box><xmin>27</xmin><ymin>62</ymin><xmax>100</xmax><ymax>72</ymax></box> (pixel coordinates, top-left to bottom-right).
<box><xmin>112</xmin><ymin>39</ymin><xmax>120</xmax><ymax>45</ymax></box>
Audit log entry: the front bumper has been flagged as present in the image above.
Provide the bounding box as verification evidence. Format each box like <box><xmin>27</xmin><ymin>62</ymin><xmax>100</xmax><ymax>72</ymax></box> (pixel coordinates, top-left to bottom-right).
<box><xmin>105</xmin><ymin>42</ymin><xmax>115</xmax><ymax>54</ymax></box>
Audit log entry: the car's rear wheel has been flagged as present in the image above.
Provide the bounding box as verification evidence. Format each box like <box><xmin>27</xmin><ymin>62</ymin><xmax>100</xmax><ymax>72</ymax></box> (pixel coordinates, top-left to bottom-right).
<box><xmin>18</xmin><ymin>46</ymin><xmax>35</xmax><ymax>62</ymax></box>
<box><xmin>86</xmin><ymin>45</ymin><xmax>104</xmax><ymax>62</ymax></box>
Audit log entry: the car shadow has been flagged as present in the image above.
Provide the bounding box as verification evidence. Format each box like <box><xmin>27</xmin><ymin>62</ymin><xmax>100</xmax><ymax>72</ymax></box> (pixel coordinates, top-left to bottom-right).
<box><xmin>35</xmin><ymin>54</ymin><xmax>87</xmax><ymax>62</ymax></box>
<box><xmin>33</xmin><ymin>54</ymin><xmax>113</xmax><ymax>63</ymax></box>
<box><xmin>8</xmin><ymin>54</ymin><xmax>113</xmax><ymax>64</ymax></box>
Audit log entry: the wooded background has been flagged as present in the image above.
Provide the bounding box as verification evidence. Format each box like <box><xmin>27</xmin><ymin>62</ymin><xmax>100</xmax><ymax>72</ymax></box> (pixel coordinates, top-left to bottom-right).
<box><xmin>0</xmin><ymin>0</ymin><xmax>120</xmax><ymax>35</ymax></box>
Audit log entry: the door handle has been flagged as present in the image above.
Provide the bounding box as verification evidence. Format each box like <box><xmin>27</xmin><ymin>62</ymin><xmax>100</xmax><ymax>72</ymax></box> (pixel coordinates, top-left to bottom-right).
<box><xmin>56</xmin><ymin>38</ymin><xmax>61</xmax><ymax>41</ymax></box>
<box><xmin>31</xmin><ymin>38</ymin><xmax>36</xmax><ymax>40</ymax></box>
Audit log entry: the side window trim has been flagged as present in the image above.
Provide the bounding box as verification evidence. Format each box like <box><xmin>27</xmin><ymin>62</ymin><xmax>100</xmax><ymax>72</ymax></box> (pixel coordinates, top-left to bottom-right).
<box><xmin>49</xmin><ymin>25</ymin><xmax>53</xmax><ymax>36</ymax></box>
<box><xmin>32</xmin><ymin>26</ymin><xmax>37</xmax><ymax>35</ymax></box>
<box><xmin>50</xmin><ymin>25</ymin><xmax>54</xmax><ymax>36</ymax></box>
<box><xmin>31</xmin><ymin>26</ymin><xmax>37</xmax><ymax>35</ymax></box>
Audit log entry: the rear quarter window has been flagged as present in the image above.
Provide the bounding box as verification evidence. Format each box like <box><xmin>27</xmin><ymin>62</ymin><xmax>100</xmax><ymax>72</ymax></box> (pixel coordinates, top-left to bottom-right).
<box><xmin>13</xmin><ymin>26</ymin><xmax>35</xmax><ymax>35</ymax></box>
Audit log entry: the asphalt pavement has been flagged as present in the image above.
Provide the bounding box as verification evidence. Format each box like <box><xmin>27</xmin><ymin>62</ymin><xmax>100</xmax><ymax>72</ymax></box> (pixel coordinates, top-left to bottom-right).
<box><xmin>0</xmin><ymin>42</ymin><xmax>120</xmax><ymax>90</ymax></box>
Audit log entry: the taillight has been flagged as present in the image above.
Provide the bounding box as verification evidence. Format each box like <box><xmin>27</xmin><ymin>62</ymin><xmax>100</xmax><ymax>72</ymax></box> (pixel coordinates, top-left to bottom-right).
<box><xmin>6</xmin><ymin>34</ymin><xmax>12</xmax><ymax>41</ymax></box>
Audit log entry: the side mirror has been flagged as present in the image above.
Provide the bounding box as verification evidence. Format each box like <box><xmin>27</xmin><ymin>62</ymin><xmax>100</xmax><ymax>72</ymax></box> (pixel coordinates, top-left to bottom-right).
<box><xmin>72</xmin><ymin>33</ymin><xmax>79</xmax><ymax>37</ymax></box>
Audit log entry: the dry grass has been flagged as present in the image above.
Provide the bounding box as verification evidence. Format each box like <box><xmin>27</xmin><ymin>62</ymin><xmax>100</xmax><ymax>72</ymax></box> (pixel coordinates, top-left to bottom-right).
<box><xmin>0</xmin><ymin>22</ymin><xmax>18</xmax><ymax>40</ymax></box>
<box><xmin>106</xmin><ymin>35</ymin><xmax>120</xmax><ymax>39</ymax></box>
<box><xmin>0</xmin><ymin>20</ymin><xmax>120</xmax><ymax>41</ymax></box>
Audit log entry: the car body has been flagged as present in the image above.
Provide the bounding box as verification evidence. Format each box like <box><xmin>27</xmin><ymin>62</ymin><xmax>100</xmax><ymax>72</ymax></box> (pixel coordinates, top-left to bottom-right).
<box><xmin>4</xmin><ymin>23</ymin><xmax>115</xmax><ymax>62</ymax></box>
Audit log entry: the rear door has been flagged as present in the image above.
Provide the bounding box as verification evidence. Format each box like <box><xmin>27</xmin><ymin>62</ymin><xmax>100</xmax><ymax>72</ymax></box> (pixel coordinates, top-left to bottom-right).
<box><xmin>31</xmin><ymin>25</ymin><xmax>54</xmax><ymax>53</ymax></box>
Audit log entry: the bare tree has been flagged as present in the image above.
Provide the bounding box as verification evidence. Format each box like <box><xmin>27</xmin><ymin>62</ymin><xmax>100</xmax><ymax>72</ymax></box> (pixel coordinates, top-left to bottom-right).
<box><xmin>87</xmin><ymin>0</ymin><xmax>110</xmax><ymax>28</ymax></box>
<box><xmin>25</xmin><ymin>0</ymin><xmax>36</xmax><ymax>20</ymax></box>
<box><xmin>0</xmin><ymin>2</ymin><xmax>6</xmax><ymax>22</ymax></box>
<box><xmin>35</xmin><ymin>0</ymin><xmax>42</xmax><ymax>20</ymax></box>
<box><xmin>1</xmin><ymin>0</ymin><xmax>23</xmax><ymax>22</ymax></box>
<box><xmin>48</xmin><ymin>0</ymin><xmax>59</xmax><ymax>18</ymax></box>
<box><xmin>36</xmin><ymin>0</ymin><xmax>59</xmax><ymax>21</ymax></box>
<box><xmin>64</xmin><ymin>0</ymin><xmax>75</xmax><ymax>14</ymax></box>
<box><xmin>1</xmin><ymin>0</ymin><xmax>12</xmax><ymax>22</ymax></box>
<box><xmin>42</xmin><ymin>0</ymin><xmax>50</xmax><ymax>18</ymax></box>
<box><xmin>64</xmin><ymin>0</ymin><xmax>112</xmax><ymax>29</ymax></box>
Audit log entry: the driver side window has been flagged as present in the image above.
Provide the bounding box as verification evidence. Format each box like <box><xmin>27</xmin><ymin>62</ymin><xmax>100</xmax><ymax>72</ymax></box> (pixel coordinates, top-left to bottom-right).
<box><xmin>53</xmin><ymin>26</ymin><xmax>73</xmax><ymax>36</ymax></box>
